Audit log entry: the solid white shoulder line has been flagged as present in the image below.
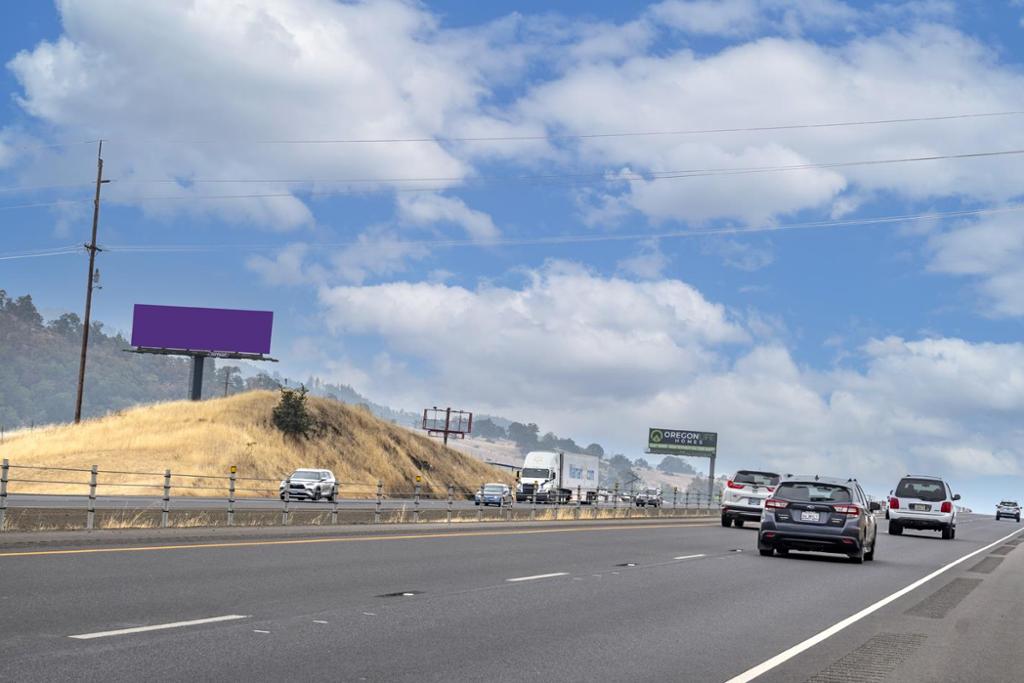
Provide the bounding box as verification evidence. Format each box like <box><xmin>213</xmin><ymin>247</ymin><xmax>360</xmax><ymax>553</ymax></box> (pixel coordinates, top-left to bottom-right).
<box><xmin>723</xmin><ymin>527</ymin><xmax>1024</xmax><ymax>683</ymax></box>
<box><xmin>69</xmin><ymin>614</ymin><xmax>250</xmax><ymax>640</ymax></box>
<box><xmin>506</xmin><ymin>572</ymin><xmax>570</xmax><ymax>582</ymax></box>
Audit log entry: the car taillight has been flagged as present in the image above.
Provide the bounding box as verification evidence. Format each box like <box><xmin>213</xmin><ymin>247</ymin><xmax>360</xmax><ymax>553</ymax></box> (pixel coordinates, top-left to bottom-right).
<box><xmin>727</xmin><ymin>480</ymin><xmax>745</xmax><ymax>489</ymax></box>
<box><xmin>833</xmin><ymin>504</ymin><xmax>861</xmax><ymax>516</ymax></box>
<box><xmin>941</xmin><ymin>501</ymin><xmax>953</xmax><ymax>513</ymax></box>
<box><xmin>765</xmin><ymin>498</ymin><xmax>788</xmax><ymax>509</ymax></box>
<box><xmin>766</xmin><ymin>486</ymin><xmax>776</xmax><ymax>493</ymax></box>
<box><xmin>889</xmin><ymin>497</ymin><xmax>900</xmax><ymax>509</ymax></box>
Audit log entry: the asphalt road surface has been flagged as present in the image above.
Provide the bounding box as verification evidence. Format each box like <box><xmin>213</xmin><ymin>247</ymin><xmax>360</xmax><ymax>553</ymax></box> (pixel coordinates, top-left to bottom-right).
<box><xmin>1</xmin><ymin>514</ymin><xmax>1021</xmax><ymax>682</ymax></box>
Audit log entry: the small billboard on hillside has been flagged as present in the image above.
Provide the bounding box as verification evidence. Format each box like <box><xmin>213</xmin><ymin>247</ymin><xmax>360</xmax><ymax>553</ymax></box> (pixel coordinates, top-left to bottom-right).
<box><xmin>130</xmin><ymin>304</ymin><xmax>273</xmax><ymax>355</ymax></box>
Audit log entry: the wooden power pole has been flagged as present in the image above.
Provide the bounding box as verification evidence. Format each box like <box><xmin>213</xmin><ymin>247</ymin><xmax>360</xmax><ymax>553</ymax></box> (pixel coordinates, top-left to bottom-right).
<box><xmin>74</xmin><ymin>140</ymin><xmax>109</xmax><ymax>424</ymax></box>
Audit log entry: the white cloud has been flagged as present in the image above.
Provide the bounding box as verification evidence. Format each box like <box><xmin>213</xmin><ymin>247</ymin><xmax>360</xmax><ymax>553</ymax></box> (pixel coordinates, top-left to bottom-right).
<box><xmin>316</xmin><ymin>265</ymin><xmax>1024</xmax><ymax>495</ymax></box>
<box><xmin>246</xmin><ymin>242</ymin><xmax>322</xmax><ymax>286</ymax></box>
<box><xmin>616</xmin><ymin>239</ymin><xmax>669</xmax><ymax>279</ymax></box>
<box><xmin>6</xmin><ymin>0</ymin><xmax>511</xmax><ymax>228</ymax></box>
<box><xmin>397</xmin><ymin>193</ymin><xmax>499</xmax><ymax>241</ymax></box>
<box><xmin>927</xmin><ymin>210</ymin><xmax>1024</xmax><ymax>316</ymax></box>
<box><xmin>514</xmin><ymin>24</ymin><xmax>1024</xmax><ymax>225</ymax></box>
<box><xmin>329</xmin><ymin>229</ymin><xmax>430</xmax><ymax>285</ymax></box>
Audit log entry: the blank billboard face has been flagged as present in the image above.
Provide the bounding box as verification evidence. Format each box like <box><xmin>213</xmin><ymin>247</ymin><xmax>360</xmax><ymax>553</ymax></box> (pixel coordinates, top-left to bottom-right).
<box><xmin>130</xmin><ymin>304</ymin><xmax>273</xmax><ymax>354</ymax></box>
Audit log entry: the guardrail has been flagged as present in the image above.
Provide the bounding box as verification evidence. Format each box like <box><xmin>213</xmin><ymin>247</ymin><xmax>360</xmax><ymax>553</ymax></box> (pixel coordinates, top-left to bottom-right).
<box><xmin>0</xmin><ymin>459</ymin><xmax>720</xmax><ymax>532</ymax></box>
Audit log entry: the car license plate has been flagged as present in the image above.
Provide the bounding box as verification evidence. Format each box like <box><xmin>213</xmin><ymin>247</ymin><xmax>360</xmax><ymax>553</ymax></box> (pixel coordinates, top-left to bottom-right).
<box><xmin>911</xmin><ymin>504</ymin><xmax>930</xmax><ymax>511</ymax></box>
<box><xmin>748</xmin><ymin>498</ymin><xmax>762</xmax><ymax>506</ymax></box>
<box><xmin>800</xmin><ymin>511</ymin><xmax>820</xmax><ymax>522</ymax></box>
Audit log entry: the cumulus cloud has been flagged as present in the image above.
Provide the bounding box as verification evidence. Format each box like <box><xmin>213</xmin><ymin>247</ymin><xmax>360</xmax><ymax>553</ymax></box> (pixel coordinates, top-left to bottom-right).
<box><xmin>6</xmin><ymin>0</ymin><xmax>512</xmax><ymax>228</ymax></box>
<box><xmin>926</xmin><ymin>210</ymin><xmax>1024</xmax><ymax>316</ymax></box>
<box><xmin>616</xmin><ymin>239</ymin><xmax>669</xmax><ymax>279</ymax></box>
<box><xmin>514</xmin><ymin>24</ymin><xmax>1024</xmax><ymax>226</ymax></box>
<box><xmin>316</xmin><ymin>263</ymin><xmax>1024</xmax><ymax>492</ymax></box>
<box><xmin>396</xmin><ymin>193</ymin><xmax>499</xmax><ymax>241</ymax></box>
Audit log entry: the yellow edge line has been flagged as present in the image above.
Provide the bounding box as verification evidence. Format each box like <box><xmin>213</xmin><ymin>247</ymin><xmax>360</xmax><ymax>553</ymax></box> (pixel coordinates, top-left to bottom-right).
<box><xmin>0</xmin><ymin>521</ymin><xmax>717</xmax><ymax>558</ymax></box>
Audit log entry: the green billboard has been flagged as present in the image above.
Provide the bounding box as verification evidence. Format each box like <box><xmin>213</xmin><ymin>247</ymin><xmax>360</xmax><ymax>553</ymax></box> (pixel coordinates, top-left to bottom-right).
<box><xmin>647</xmin><ymin>428</ymin><xmax>717</xmax><ymax>456</ymax></box>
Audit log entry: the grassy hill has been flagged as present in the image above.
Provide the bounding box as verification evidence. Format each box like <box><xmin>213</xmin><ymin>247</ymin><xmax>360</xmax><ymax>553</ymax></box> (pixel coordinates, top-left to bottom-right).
<box><xmin>2</xmin><ymin>392</ymin><xmax>509</xmax><ymax>498</ymax></box>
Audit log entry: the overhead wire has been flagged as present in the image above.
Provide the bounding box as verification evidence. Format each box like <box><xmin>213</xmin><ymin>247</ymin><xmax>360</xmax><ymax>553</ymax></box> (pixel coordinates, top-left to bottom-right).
<box><xmin>2</xmin><ymin>147</ymin><xmax>1023</xmax><ymax>210</ymax></box>
<box><xmin>95</xmin><ymin>205</ymin><xmax>1024</xmax><ymax>255</ymax></box>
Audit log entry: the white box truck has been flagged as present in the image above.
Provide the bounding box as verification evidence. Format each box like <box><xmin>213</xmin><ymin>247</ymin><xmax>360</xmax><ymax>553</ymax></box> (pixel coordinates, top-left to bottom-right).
<box><xmin>516</xmin><ymin>451</ymin><xmax>600</xmax><ymax>504</ymax></box>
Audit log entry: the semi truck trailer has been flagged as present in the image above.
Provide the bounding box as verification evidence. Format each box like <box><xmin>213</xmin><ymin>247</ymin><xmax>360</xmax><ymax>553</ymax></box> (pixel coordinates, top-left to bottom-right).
<box><xmin>516</xmin><ymin>450</ymin><xmax>600</xmax><ymax>503</ymax></box>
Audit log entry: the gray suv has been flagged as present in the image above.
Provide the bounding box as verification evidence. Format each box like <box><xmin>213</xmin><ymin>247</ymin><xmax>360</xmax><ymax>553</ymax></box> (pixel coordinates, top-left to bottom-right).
<box><xmin>758</xmin><ymin>475</ymin><xmax>880</xmax><ymax>563</ymax></box>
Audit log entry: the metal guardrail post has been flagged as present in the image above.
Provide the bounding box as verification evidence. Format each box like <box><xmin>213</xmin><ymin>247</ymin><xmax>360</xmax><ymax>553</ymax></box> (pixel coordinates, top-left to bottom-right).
<box><xmin>505</xmin><ymin>488</ymin><xmax>512</xmax><ymax>522</ymax></box>
<box><xmin>575</xmin><ymin>485</ymin><xmax>581</xmax><ymax>520</ymax></box>
<box><xmin>161</xmin><ymin>469</ymin><xmax>171</xmax><ymax>528</ymax></box>
<box><xmin>476</xmin><ymin>481</ymin><xmax>483</xmax><ymax>522</ymax></box>
<box><xmin>331</xmin><ymin>482</ymin><xmax>339</xmax><ymax>525</ymax></box>
<box><xmin>282</xmin><ymin>478</ymin><xmax>291</xmax><ymax>526</ymax></box>
<box><xmin>0</xmin><ymin>459</ymin><xmax>8</xmax><ymax>532</ymax></box>
<box><xmin>673</xmin><ymin>487</ymin><xmax>678</xmax><ymax>511</ymax></box>
<box><xmin>87</xmin><ymin>465</ymin><xmax>97</xmax><ymax>530</ymax></box>
<box><xmin>447</xmin><ymin>484</ymin><xmax>453</xmax><ymax>524</ymax></box>
<box><xmin>530</xmin><ymin>490</ymin><xmax>536</xmax><ymax>521</ymax></box>
<box><xmin>613</xmin><ymin>483</ymin><xmax>619</xmax><ymax>514</ymax></box>
<box><xmin>227</xmin><ymin>468</ymin><xmax>236</xmax><ymax>527</ymax></box>
<box><xmin>374</xmin><ymin>480</ymin><xmax>382</xmax><ymax>524</ymax></box>
<box><xmin>413</xmin><ymin>482</ymin><xmax>421</xmax><ymax>523</ymax></box>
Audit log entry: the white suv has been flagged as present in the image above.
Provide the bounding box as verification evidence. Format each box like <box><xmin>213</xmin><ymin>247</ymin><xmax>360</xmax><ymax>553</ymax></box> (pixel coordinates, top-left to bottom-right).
<box><xmin>279</xmin><ymin>469</ymin><xmax>338</xmax><ymax>502</ymax></box>
<box><xmin>721</xmin><ymin>470</ymin><xmax>780</xmax><ymax>528</ymax></box>
<box><xmin>996</xmin><ymin>501</ymin><xmax>1021</xmax><ymax>522</ymax></box>
<box><xmin>888</xmin><ymin>475</ymin><xmax>959</xmax><ymax>539</ymax></box>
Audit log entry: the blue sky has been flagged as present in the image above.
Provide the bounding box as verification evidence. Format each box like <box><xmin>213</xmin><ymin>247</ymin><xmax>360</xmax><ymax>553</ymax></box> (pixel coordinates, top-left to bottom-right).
<box><xmin>3</xmin><ymin>1</ymin><xmax>1024</xmax><ymax>509</ymax></box>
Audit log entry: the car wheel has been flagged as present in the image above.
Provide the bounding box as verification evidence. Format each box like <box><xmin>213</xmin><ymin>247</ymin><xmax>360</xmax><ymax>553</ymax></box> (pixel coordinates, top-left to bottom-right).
<box><xmin>327</xmin><ymin>487</ymin><xmax>336</xmax><ymax>503</ymax></box>
<box><xmin>996</xmin><ymin>514</ymin><xmax>1001</xmax><ymax>521</ymax></box>
<box><xmin>279</xmin><ymin>493</ymin><xmax>285</xmax><ymax>501</ymax></box>
<box><xmin>865</xmin><ymin>534</ymin><xmax>876</xmax><ymax>561</ymax></box>
<box><xmin>1017</xmin><ymin>515</ymin><xmax>1021</xmax><ymax>523</ymax></box>
<box><xmin>941</xmin><ymin>525</ymin><xmax>953</xmax><ymax>540</ymax></box>
<box><xmin>313</xmin><ymin>488</ymin><xmax>322</xmax><ymax>502</ymax></box>
<box><xmin>849</xmin><ymin>550</ymin><xmax>865</xmax><ymax>564</ymax></box>
<box><xmin>776</xmin><ymin>548</ymin><xmax>789</xmax><ymax>556</ymax></box>
<box><xmin>888</xmin><ymin>520</ymin><xmax>902</xmax><ymax>535</ymax></box>
<box><xmin>474</xmin><ymin>501</ymin><xmax>480</xmax><ymax>506</ymax></box>
<box><xmin>721</xmin><ymin>514</ymin><xmax>731</xmax><ymax>527</ymax></box>
<box><xmin>759</xmin><ymin>548</ymin><xmax>774</xmax><ymax>557</ymax></box>
<box><xmin>734</xmin><ymin>518</ymin><xmax>745</xmax><ymax>528</ymax></box>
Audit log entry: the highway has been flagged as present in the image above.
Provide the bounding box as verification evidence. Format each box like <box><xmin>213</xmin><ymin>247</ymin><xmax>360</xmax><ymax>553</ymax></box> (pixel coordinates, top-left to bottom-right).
<box><xmin>0</xmin><ymin>514</ymin><xmax>1021</xmax><ymax>681</ymax></box>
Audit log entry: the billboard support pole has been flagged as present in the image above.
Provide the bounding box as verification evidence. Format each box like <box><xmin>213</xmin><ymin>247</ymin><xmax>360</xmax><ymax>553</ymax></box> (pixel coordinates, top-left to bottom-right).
<box><xmin>74</xmin><ymin>140</ymin><xmax>108</xmax><ymax>424</ymax></box>
<box><xmin>708</xmin><ymin>454</ymin><xmax>716</xmax><ymax>503</ymax></box>
<box><xmin>189</xmin><ymin>355</ymin><xmax>206</xmax><ymax>401</ymax></box>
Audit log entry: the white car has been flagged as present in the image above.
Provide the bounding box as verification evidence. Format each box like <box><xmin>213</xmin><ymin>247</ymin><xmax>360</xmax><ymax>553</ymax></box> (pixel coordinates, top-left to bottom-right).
<box><xmin>721</xmin><ymin>470</ymin><xmax>780</xmax><ymax>528</ymax></box>
<box><xmin>995</xmin><ymin>500</ymin><xmax>1021</xmax><ymax>522</ymax></box>
<box><xmin>888</xmin><ymin>475</ymin><xmax>959</xmax><ymax>539</ymax></box>
<box><xmin>279</xmin><ymin>469</ymin><xmax>337</xmax><ymax>502</ymax></box>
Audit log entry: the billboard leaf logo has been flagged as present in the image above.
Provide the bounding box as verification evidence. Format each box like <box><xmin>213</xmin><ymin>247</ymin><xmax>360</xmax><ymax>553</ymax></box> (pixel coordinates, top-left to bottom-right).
<box><xmin>650</xmin><ymin>430</ymin><xmax>663</xmax><ymax>443</ymax></box>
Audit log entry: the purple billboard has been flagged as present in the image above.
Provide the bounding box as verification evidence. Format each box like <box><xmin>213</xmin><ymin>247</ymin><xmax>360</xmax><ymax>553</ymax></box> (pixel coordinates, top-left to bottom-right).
<box><xmin>130</xmin><ymin>304</ymin><xmax>273</xmax><ymax>355</ymax></box>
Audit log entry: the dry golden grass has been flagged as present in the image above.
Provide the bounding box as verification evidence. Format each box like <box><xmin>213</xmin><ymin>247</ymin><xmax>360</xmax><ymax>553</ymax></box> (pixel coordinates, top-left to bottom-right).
<box><xmin>2</xmin><ymin>392</ymin><xmax>511</xmax><ymax>497</ymax></box>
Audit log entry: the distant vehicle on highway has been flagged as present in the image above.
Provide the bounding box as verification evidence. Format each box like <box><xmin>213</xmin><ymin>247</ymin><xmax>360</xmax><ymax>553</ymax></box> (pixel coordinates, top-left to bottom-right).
<box><xmin>995</xmin><ymin>500</ymin><xmax>1021</xmax><ymax>522</ymax></box>
<box><xmin>516</xmin><ymin>451</ymin><xmax>599</xmax><ymax>504</ymax></box>
<box><xmin>279</xmin><ymin>469</ymin><xmax>337</xmax><ymax>502</ymax></box>
<box><xmin>475</xmin><ymin>483</ymin><xmax>513</xmax><ymax>507</ymax></box>
<box><xmin>887</xmin><ymin>475</ymin><xmax>959</xmax><ymax>539</ymax></box>
<box><xmin>721</xmin><ymin>469</ymin><xmax>780</xmax><ymax>528</ymax></box>
<box><xmin>635</xmin><ymin>489</ymin><xmax>663</xmax><ymax>507</ymax></box>
<box><xmin>758</xmin><ymin>475</ymin><xmax>880</xmax><ymax>563</ymax></box>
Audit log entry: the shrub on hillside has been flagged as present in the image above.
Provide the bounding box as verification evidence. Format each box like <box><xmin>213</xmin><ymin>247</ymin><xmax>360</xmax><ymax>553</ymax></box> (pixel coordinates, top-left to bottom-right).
<box><xmin>272</xmin><ymin>385</ymin><xmax>314</xmax><ymax>437</ymax></box>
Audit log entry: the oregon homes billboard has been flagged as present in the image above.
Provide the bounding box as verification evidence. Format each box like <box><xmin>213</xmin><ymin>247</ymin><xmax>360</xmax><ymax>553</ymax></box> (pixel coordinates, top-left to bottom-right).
<box><xmin>130</xmin><ymin>304</ymin><xmax>273</xmax><ymax>355</ymax></box>
<box><xmin>647</xmin><ymin>428</ymin><xmax>718</xmax><ymax>457</ymax></box>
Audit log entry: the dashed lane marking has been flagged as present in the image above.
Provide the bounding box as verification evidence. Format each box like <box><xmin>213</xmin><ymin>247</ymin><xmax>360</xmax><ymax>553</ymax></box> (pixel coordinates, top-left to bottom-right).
<box><xmin>68</xmin><ymin>614</ymin><xmax>250</xmax><ymax>640</ymax></box>
<box><xmin>506</xmin><ymin>572</ymin><xmax>569</xmax><ymax>583</ymax></box>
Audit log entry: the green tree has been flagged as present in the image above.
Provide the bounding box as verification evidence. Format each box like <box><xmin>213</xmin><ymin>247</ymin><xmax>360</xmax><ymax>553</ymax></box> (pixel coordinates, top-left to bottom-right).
<box><xmin>657</xmin><ymin>455</ymin><xmax>696</xmax><ymax>475</ymax></box>
<box><xmin>272</xmin><ymin>385</ymin><xmax>314</xmax><ymax>437</ymax></box>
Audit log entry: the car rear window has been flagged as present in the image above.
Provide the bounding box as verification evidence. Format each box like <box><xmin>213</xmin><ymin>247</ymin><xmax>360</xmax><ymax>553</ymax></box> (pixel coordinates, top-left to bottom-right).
<box><xmin>775</xmin><ymin>482</ymin><xmax>852</xmax><ymax>503</ymax></box>
<box><xmin>735</xmin><ymin>471</ymin><xmax>780</xmax><ymax>486</ymax></box>
<box><xmin>1000</xmin><ymin>501</ymin><xmax>1019</xmax><ymax>506</ymax></box>
<box><xmin>895</xmin><ymin>478</ymin><xmax>946</xmax><ymax>502</ymax></box>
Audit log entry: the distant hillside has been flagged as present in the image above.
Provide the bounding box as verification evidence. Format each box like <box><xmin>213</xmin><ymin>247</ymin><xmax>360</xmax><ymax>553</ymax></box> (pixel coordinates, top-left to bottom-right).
<box><xmin>3</xmin><ymin>391</ymin><xmax>509</xmax><ymax>497</ymax></box>
<box><xmin>0</xmin><ymin>290</ymin><xmax>199</xmax><ymax>428</ymax></box>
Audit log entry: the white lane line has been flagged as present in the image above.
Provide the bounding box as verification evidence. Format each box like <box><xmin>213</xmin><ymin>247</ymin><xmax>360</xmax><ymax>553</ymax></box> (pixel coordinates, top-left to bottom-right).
<box><xmin>724</xmin><ymin>526</ymin><xmax>1024</xmax><ymax>683</ymax></box>
<box><xmin>69</xmin><ymin>614</ymin><xmax>250</xmax><ymax>640</ymax></box>
<box><xmin>313</xmin><ymin>620</ymin><xmax>329</xmax><ymax>624</ymax></box>
<box><xmin>674</xmin><ymin>554</ymin><xmax>707</xmax><ymax>561</ymax></box>
<box><xmin>506</xmin><ymin>572</ymin><xmax>569</xmax><ymax>583</ymax></box>
<box><xmin>252</xmin><ymin>629</ymin><xmax>270</xmax><ymax>634</ymax></box>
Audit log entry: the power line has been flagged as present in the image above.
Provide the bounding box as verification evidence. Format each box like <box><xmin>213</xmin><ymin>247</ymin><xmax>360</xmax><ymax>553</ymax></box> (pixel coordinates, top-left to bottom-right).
<box><xmin>102</xmin><ymin>110</ymin><xmax>1024</xmax><ymax>146</ymax></box>
<box><xmin>96</xmin><ymin>205</ymin><xmax>1024</xmax><ymax>254</ymax></box>
<box><xmin>0</xmin><ymin>245</ymin><xmax>83</xmax><ymax>261</ymax></box>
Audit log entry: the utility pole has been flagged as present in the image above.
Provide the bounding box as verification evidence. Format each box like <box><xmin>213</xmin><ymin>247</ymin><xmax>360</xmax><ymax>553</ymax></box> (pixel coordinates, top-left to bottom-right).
<box><xmin>74</xmin><ymin>140</ymin><xmax>109</xmax><ymax>424</ymax></box>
